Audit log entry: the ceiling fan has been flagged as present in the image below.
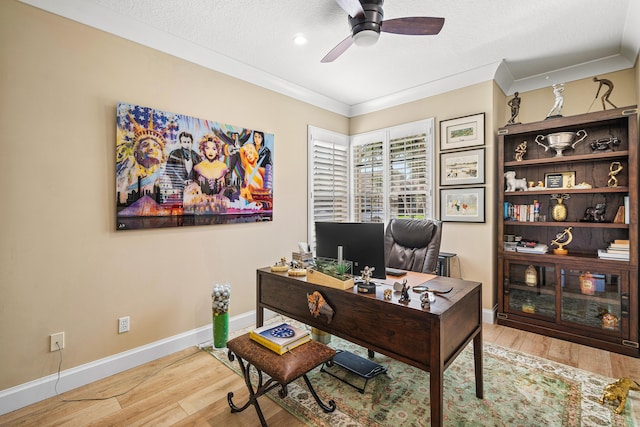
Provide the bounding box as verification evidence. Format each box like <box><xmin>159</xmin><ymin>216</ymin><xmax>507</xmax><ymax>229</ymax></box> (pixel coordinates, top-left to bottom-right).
<box><xmin>322</xmin><ymin>0</ymin><xmax>445</xmax><ymax>63</ymax></box>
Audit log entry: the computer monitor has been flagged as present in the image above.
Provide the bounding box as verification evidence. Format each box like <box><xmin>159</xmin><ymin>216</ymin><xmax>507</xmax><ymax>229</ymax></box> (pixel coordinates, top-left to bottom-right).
<box><xmin>314</xmin><ymin>221</ymin><xmax>387</xmax><ymax>280</ymax></box>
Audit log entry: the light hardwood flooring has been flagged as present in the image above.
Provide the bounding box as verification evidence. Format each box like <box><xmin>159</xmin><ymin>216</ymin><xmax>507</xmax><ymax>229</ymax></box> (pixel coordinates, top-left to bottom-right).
<box><xmin>2</xmin><ymin>323</ymin><xmax>640</xmax><ymax>426</ymax></box>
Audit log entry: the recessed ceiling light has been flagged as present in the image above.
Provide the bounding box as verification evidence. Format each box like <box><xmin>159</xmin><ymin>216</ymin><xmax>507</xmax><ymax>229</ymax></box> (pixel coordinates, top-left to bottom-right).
<box><xmin>293</xmin><ymin>34</ymin><xmax>307</xmax><ymax>45</ymax></box>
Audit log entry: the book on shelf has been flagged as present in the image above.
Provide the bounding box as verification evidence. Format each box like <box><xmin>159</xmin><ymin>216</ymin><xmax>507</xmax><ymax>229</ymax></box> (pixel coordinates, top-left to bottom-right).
<box><xmin>606</xmin><ymin>248</ymin><xmax>630</xmax><ymax>254</ymax></box>
<box><xmin>624</xmin><ymin>195</ymin><xmax>629</xmax><ymax>224</ymax></box>
<box><xmin>515</xmin><ymin>244</ymin><xmax>548</xmax><ymax>254</ymax></box>
<box><xmin>597</xmin><ymin>249</ymin><xmax>630</xmax><ymax>261</ymax></box>
<box><xmin>249</xmin><ymin>322</ymin><xmax>311</xmax><ymax>355</ymax></box>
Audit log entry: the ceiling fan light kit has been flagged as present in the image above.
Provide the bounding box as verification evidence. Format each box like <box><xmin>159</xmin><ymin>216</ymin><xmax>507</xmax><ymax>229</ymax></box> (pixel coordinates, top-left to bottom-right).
<box><xmin>324</xmin><ymin>0</ymin><xmax>445</xmax><ymax>62</ymax></box>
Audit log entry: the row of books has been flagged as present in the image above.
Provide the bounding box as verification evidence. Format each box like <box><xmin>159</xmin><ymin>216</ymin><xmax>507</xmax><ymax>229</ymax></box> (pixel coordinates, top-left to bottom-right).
<box><xmin>504</xmin><ymin>201</ymin><xmax>542</xmax><ymax>222</ymax></box>
<box><xmin>597</xmin><ymin>239</ymin><xmax>630</xmax><ymax>261</ymax></box>
<box><xmin>250</xmin><ymin>322</ymin><xmax>311</xmax><ymax>355</ymax></box>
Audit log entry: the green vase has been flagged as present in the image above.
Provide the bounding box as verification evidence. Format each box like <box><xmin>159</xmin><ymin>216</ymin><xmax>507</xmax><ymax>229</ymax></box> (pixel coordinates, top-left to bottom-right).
<box><xmin>213</xmin><ymin>312</ymin><xmax>229</xmax><ymax>348</ymax></box>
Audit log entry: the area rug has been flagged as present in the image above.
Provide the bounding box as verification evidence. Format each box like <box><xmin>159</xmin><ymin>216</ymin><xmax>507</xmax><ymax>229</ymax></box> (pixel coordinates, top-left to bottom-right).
<box><xmin>207</xmin><ymin>318</ymin><xmax>636</xmax><ymax>427</ymax></box>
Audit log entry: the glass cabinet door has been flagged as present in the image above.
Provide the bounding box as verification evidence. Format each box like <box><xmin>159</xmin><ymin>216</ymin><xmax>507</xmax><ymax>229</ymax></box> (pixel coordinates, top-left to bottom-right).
<box><xmin>560</xmin><ymin>269</ymin><xmax>624</xmax><ymax>334</ymax></box>
<box><xmin>505</xmin><ymin>262</ymin><xmax>556</xmax><ymax>319</ymax></box>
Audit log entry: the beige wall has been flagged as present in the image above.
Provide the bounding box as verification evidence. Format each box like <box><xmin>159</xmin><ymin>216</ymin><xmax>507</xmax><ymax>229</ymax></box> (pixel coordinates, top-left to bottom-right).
<box><xmin>0</xmin><ymin>1</ymin><xmax>347</xmax><ymax>390</ymax></box>
<box><xmin>0</xmin><ymin>0</ymin><xmax>638</xmax><ymax>394</ymax></box>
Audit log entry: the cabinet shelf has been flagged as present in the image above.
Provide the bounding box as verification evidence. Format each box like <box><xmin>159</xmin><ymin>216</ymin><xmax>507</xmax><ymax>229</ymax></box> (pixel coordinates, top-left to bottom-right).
<box><xmin>505</xmin><ymin>150</ymin><xmax>629</xmax><ymax>168</ymax></box>
<box><xmin>497</xmin><ymin>106</ymin><xmax>638</xmax><ymax>357</ymax></box>
<box><xmin>504</xmin><ymin>186</ymin><xmax>629</xmax><ymax>196</ymax></box>
<box><xmin>504</xmin><ymin>221</ymin><xmax>628</xmax><ymax>229</ymax></box>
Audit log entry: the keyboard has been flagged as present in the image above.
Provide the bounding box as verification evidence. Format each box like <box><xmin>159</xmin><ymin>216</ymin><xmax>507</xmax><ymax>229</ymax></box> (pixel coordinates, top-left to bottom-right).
<box><xmin>385</xmin><ymin>267</ymin><xmax>407</xmax><ymax>277</ymax></box>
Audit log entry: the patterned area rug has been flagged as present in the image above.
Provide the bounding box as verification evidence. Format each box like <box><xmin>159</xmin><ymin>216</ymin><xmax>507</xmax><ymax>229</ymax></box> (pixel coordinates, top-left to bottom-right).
<box><xmin>207</xmin><ymin>319</ymin><xmax>636</xmax><ymax>427</ymax></box>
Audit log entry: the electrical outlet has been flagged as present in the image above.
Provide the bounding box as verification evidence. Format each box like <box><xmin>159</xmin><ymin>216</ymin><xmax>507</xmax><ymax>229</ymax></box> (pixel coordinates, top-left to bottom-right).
<box><xmin>118</xmin><ymin>316</ymin><xmax>130</xmax><ymax>334</ymax></box>
<box><xmin>50</xmin><ymin>332</ymin><xmax>65</xmax><ymax>352</ymax></box>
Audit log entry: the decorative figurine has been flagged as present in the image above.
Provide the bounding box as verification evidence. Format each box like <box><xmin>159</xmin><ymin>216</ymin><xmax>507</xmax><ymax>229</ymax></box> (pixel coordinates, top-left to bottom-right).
<box><xmin>608</xmin><ymin>161</ymin><xmax>623</xmax><ymax>187</ymax></box>
<box><xmin>550</xmin><ymin>194</ymin><xmax>570</xmax><ymax>221</ymax></box>
<box><xmin>590</xmin><ymin>136</ymin><xmax>621</xmax><ymax>152</ymax></box>
<box><xmin>546</xmin><ymin>83</ymin><xmax>565</xmax><ymax>119</ymax></box>
<box><xmin>361</xmin><ymin>266</ymin><xmax>374</xmax><ymax>284</ymax></box>
<box><xmin>383</xmin><ymin>288</ymin><xmax>392</xmax><ymax>300</ymax></box>
<box><xmin>504</xmin><ymin>171</ymin><xmax>528</xmax><ymax>192</ymax></box>
<box><xmin>592</xmin><ymin>76</ymin><xmax>617</xmax><ymax>111</ymax></box>
<box><xmin>307</xmin><ymin>291</ymin><xmax>334</xmax><ymax>324</ymax></box>
<box><xmin>514</xmin><ymin>141</ymin><xmax>527</xmax><ymax>161</ymax></box>
<box><xmin>602</xmin><ymin>313</ymin><xmax>620</xmax><ymax>330</ymax></box>
<box><xmin>270</xmin><ymin>257</ymin><xmax>289</xmax><ymax>272</ymax></box>
<box><xmin>420</xmin><ymin>291</ymin><xmax>435</xmax><ymax>309</ymax></box>
<box><xmin>506</xmin><ymin>92</ymin><xmax>521</xmax><ymax>126</ymax></box>
<box><xmin>398</xmin><ymin>281</ymin><xmax>411</xmax><ymax>303</ymax></box>
<box><xmin>550</xmin><ymin>226</ymin><xmax>573</xmax><ymax>255</ymax></box>
<box><xmin>600</xmin><ymin>377</ymin><xmax>640</xmax><ymax>414</ymax></box>
<box><xmin>535</xmin><ymin>130</ymin><xmax>587</xmax><ymax>157</ymax></box>
<box><xmin>582</xmin><ymin>203</ymin><xmax>606</xmax><ymax>222</ymax></box>
<box><xmin>288</xmin><ymin>259</ymin><xmax>307</xmax><ymax>276</ymax></box>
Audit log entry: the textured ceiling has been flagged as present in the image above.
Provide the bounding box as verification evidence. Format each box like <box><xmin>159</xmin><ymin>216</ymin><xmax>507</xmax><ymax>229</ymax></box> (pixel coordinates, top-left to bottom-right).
<box><xmin>20</xmin><ymin>0</ymin><xmax>640</xmax><ymax>116</ymax></box>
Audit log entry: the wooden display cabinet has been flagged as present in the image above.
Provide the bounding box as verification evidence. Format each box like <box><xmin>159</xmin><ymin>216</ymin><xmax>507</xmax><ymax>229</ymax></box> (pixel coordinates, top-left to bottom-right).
<box><xmin>496</xmin><ymin>106</ymin><xmax>639</xmax><ymax>357</ymax></box>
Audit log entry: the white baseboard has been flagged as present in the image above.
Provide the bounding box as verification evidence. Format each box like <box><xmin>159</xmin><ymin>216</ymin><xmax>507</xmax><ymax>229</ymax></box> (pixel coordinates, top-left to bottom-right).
<box><xmin>1</xmin><ymin>306</ymin><xmax>493</xmax><ymax>416</ymax></box>
<box><xmin>0</xmin><ymin>310</ymin><xmax>264</xmax><ymax>416</ymax></box>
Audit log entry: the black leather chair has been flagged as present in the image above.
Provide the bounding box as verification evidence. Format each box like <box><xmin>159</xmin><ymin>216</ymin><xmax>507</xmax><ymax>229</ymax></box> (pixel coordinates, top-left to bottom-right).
<box><xmin>384</xmin><ymin>218</ymin><xmax>443</xmax><ymax>274</ymax></box>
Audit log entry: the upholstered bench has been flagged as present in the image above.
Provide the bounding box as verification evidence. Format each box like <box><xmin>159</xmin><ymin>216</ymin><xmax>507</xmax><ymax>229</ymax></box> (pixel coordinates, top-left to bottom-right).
<box><xmin>226</xmin><ymin>332</ymin><xmax>336</xmax><ymax>426</ymax></box>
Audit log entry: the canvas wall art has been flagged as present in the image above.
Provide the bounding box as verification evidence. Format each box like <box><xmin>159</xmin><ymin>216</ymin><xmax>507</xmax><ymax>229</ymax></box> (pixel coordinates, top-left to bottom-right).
<box><xmin>116</xmin><ymin>102</ymin><xmax>274</xmax><ymax>230</ymax></box>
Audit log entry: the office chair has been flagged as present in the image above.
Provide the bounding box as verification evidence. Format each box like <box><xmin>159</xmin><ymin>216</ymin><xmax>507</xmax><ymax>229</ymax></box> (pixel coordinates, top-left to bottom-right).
<box><xmin>384</xmin><ymin>218</ymin><xmax>443</xmax><ymax>274</ymax></box>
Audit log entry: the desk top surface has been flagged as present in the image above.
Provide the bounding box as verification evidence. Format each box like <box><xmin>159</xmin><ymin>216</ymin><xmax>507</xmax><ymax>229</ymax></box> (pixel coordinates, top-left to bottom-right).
<box><xmin>258</xmin><ymin>267</ymin><xmax>481</xmax><ymax>316</ymax></box>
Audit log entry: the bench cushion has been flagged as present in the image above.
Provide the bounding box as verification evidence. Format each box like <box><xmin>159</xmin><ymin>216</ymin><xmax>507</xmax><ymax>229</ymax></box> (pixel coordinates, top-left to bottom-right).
<box><xmin>227</xmin><ymin>332</ymin><xmax>336</xmax><ymax>384</ymax></box>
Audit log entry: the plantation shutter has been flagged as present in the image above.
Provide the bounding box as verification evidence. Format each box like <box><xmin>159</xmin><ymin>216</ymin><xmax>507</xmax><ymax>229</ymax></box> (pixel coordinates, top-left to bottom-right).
<box><xmin>388</xmin><ymin>121</ymin><xmax>433</xmax><ymax>219</ymax></box>
<box><xmin>352</xmin><ymin>138</ymin><xmax>385</xmax><ymax>223</ymax></box>
<box><xmin>308</xmin><ymin>127</ymin><xmax>349</xmax><ymax>248</ymax></box>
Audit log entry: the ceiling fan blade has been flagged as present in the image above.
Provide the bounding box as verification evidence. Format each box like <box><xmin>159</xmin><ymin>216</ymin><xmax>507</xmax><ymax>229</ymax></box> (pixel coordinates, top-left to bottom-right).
<box><xmin>381</xmin><ymin>17</ymin><xmax>445</xmax><ymax>35</ymax></box>
<box><xmin>335</xmin><ymin>0</ymin><xmax>365</xmax><ymax>18</ymax></box>
<box><xmin>321</xmin><ymin>35</ymin><xmax>354</xmax><ymax>63</ymax></box>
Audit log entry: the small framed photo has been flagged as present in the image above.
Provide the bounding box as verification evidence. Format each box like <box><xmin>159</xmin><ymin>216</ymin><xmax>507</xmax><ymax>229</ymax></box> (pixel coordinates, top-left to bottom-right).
<box><xmin>440</xmin><ymin>187</ymin><xmax>485</xmax><ymax>223</ymax></box>
<box><xmin>440</xmin><ymin>113</ymin><xmax>485</xmax><ymax>151</ymax></box>
<box><xmin>544</xmin><ymin>171</ymin><xmax>576</xmax><ymax>189</ymax></box>
<box><xmin>440</xmin><ymin>148</ymin><xmax>485</xmax><ymax>186</ymax></box>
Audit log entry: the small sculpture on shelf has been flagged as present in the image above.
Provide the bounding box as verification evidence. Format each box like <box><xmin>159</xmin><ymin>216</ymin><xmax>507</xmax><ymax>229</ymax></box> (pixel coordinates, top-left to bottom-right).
<box><xmin>383</xmin><ymin>288</ymin><xmax>392</xmax><ymax>300</ymax></box>
<box><xmin>590</xmin><ymin>136</ymin><xmax>621</xmax><ymax>152</ymax></box>
<box><xmin>420</xmin><ymin>291</ymin><xmax>435</xmax><ymax>309</ymax></box>
<box><xmin>288</xmin><ymin>260</ymin><xmax>307</xmax><ymax>276</ymax></box>
<box><xmin>600</xmin><ymin>377</ymin><xmax>640</xmax><ymax>414</ymax></box>
<box><xmin>504</xmin><ymin>171</ymin><xmax>528</xmax><ymax>192</ymax></box>
<box><xmin>592</xmin><ymin>76</ymin><xmax>617</xmax><ymax>111</ymax></box>
<box><xmin>582</xmin><ymin>203</ymin><xmax>606</xmax><ymax>222</ymax></box>
<box><xmin>550</xmin><ymin>226</ymin><xmax>573</xmax><ymax>255</ymax></box>
<box><xmin>506</xmin><ymin>92</ymin><xmax>521</xmax><ymax>126</ymax></box>
<box><xmin>550</xmin><ymin>194</ymin><xmax>570</xmax><ymax>221</ymax></box>
<box><xmin>394</xmin><ymin>278</ymin><xmax>410</xmax><ymax>303</ymax></box>
<box><xmin>608</xmin><ymin>161</ymin><xmax>623</xmax><ymax>187</ymax></box>
<box><xmin>514</xmin><ymin>141</ymin><xmax>527</xmax><ymax>161</ymax></box>
<box><xmin>546</xmin><ymin>83</ymin><xmax>565</xmax><ymax>119</ymax></box>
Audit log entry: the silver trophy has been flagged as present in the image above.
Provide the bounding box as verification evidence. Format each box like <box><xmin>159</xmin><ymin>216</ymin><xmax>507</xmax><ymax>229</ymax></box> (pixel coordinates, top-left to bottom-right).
<box><xmin>535</xmin><ymin>130</ymin><xmax>587</xmax><ymax>157</ymax></box>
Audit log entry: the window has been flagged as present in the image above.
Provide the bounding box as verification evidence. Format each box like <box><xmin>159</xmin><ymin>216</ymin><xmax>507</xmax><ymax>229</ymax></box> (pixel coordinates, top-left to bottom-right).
<box><xmin>351</xmin><ymin>119</ymin><xmax>434</xmax><ymax>221</ymax></box>
<box><xmin>308</xmin><ymin>119</ymin><xmax>434</xmax><ymax>243</ymax></box>
<box><xmin>308</xmin><ymin>126</ymin><xmax>349</xmax><ymax>246</ymax></box>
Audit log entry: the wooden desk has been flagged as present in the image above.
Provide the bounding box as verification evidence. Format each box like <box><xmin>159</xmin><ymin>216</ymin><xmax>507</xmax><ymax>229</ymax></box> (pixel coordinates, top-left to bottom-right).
<box><xmin>256</xmin><ymin>267</ymin><xmax>483</xmax><ymax>426</ymax></box>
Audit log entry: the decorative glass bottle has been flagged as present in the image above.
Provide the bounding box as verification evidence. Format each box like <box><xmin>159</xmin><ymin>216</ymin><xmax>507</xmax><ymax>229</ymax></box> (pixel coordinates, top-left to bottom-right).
<box><xmin>212</xmin><ymin>283</ymin><xmax>231</xmax><ymax>348</ymax></box>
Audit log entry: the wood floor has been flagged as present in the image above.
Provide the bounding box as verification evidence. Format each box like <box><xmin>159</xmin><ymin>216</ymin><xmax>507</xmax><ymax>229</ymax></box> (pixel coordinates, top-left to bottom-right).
<box><xmin>2</xmin><ymin>323</ymin><xmax>640</xmax><ymax>426</ymax></box>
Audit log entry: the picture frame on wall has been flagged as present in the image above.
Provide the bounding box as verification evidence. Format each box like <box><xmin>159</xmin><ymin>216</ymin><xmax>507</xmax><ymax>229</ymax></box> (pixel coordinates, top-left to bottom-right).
<box><xmin>440</xmin><ymin>187</ymin><xmax>485</xmax><ymax>223</ymax></box>
<box><xmin>439</xmin><ymin>113</ymin><xmax>485</xmax><ymax>151</ymax></box>
<box><xmin>440</xmin><ymin>148</ymin><xmax>485</xmax><ymax>186</ymax></box>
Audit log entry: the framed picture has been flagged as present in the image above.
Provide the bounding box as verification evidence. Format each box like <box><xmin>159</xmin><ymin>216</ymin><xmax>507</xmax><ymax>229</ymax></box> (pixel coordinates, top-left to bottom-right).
<box><xmin>544</xmin><ymin>171</ymin><xmax>576</xmax><ymax>189</ymax></box>
<box><xmin>440</xmin><ymin>113</ymin><xmax>485</xmax><ymax>151</ymax></box>
<box><xmin>440</xmin><ymin>187</ymin><xmax>485</xmax><ymax>223</ymax></box>
<box><xmin>440</xmin><ymin>148</ymin><xmax>485</xmax><ymax>186</ymax></box>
